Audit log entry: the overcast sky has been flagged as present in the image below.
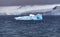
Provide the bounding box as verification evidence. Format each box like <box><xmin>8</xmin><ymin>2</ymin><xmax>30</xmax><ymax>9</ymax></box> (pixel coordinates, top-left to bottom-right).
<box><xmin>0</xmin><ymin>0</ymin><xmax>60</xmax><ymax>6</ymax></box>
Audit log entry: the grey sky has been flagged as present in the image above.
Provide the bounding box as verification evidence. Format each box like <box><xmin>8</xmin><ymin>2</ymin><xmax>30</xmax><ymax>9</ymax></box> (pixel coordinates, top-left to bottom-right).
<box><xmin>0</xmin><ymin>0</ymin><xmax>60</xmax><ymax>6</ymax></box>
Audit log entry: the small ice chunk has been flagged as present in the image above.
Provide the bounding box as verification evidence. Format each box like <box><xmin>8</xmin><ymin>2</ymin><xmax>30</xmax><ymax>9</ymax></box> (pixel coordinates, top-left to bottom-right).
<box><xmin>29</xmin><ymin>14</ymin><xmax>35</xmax><ymax>16</ymax></box>
<box><xmin>14</xmin><ymin>14</ymin><xmax>43</xmax><ymax>20</ymax></box>
<box><xmin>36</xmin><ymin>14</ymin><xmax>43</xmax><ymax>20</ymax></box>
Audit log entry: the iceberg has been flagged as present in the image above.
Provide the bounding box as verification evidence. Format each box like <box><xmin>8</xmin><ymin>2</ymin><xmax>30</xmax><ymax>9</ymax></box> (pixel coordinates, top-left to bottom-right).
<box><xmin>14</xmin><ymin>14</ymin><xmax>43</xmax><ymax>20</ymax></box>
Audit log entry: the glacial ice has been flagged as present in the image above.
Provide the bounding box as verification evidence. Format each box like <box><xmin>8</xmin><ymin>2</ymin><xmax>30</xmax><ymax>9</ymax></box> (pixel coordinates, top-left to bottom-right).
<box><xmin>14</xmin><ymin>14</ymin><xmax>43</xmax><ymax>20</ymax></box>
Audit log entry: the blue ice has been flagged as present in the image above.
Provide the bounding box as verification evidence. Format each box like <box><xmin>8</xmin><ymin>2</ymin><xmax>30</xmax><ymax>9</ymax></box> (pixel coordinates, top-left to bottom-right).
<box><xmin>14</xmin><ymin>14</ymin><xmax>43</xmax><ymax>20</ymax></box>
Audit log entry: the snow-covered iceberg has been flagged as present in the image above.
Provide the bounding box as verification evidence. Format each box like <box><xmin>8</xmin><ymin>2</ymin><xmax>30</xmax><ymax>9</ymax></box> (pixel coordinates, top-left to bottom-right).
<box><xmin>14</xmin><ymin>14</ymin><xmax>43</xmax><ymax>20</ymax></box>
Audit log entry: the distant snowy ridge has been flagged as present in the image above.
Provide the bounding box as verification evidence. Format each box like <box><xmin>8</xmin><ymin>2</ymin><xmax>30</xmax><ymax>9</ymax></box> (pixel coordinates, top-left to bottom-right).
<box><xmin>0</xmin><ymin>4</ymin><xmax>60</xmax><ymax>15</ymax></box>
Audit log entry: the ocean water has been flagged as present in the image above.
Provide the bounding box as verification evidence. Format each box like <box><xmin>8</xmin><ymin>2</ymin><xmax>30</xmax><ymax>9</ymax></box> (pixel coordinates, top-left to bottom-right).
<box><xmin>0</xmin><ymin>15</ymin><xmax>60</xmax><ymax>37</ymax></box>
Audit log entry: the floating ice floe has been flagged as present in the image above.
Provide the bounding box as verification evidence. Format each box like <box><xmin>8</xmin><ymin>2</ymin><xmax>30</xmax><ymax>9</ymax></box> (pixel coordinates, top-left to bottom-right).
<box><xmin>14</xmin><ymin>14</ymin><xmax>43</xmax><ymax>20</ymax></box>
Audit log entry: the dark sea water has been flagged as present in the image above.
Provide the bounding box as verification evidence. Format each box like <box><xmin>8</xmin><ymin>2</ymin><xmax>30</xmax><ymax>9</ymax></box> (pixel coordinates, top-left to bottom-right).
<box><xmin>0</xmin><ymin>15</ymin><xmax>60</xmax><ymax>37</ymax></box>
